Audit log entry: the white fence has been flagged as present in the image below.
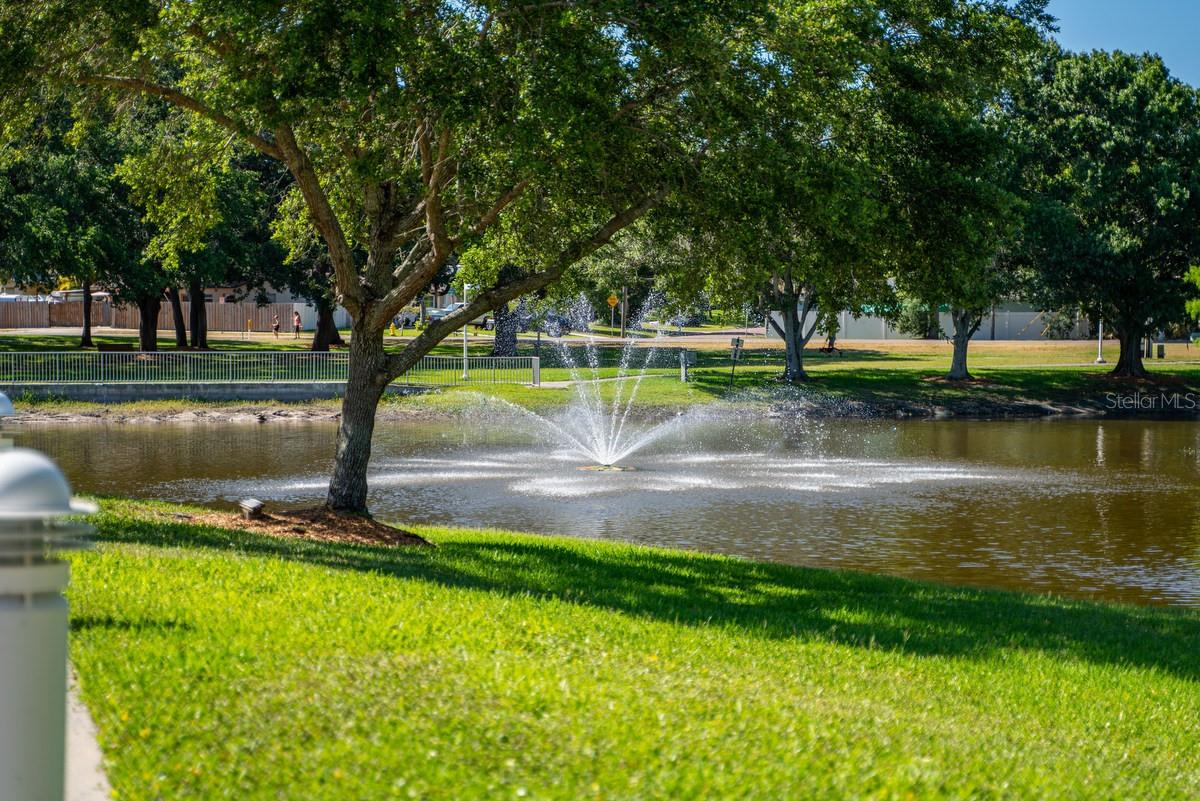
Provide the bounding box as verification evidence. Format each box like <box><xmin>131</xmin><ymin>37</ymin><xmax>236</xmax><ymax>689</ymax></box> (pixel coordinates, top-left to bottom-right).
<box><xmin>0</xmin><ymin>352</ymin><xmax>540</xmax><ymax>386</ymax></box>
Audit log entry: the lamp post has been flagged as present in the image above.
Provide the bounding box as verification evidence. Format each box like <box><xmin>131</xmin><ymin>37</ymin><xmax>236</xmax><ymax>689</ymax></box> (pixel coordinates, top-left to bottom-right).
<box><xmin>1096</xmin><ymin>318</ymin><xmax>1106</xmax><ymax>364</ymax></box>
<box><xmin>0</xmin><ymin>449</ymin><xmax>94</xmax><ymax>801</ymax></box>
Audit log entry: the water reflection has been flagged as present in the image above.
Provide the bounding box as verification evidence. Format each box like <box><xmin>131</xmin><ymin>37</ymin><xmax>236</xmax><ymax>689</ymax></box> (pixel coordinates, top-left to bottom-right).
<box><xmin>14</xmin><ymin>417</ymin><xmax>1200</xmax><ymax>607</ymax></box>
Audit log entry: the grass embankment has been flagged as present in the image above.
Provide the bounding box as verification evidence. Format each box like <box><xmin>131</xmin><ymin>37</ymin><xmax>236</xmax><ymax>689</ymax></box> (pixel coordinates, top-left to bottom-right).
<box><xmin>72</xmin><ymin>500</ymin><xmax>1200</xmax><ymax>800</ymax></box>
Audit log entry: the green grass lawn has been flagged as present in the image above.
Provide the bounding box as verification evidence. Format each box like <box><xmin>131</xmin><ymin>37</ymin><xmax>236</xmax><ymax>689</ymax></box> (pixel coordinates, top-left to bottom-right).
<box><xmin>71</xmin><ymin>500</ymin><xmax>1200</xmax><ymax>800</ymax></box>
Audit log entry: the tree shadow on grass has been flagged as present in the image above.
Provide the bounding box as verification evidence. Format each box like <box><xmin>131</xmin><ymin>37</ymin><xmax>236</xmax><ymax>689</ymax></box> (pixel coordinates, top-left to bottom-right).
<box><xmin>94</xmin><ymin>511</ymin><xmax>1200</xmax><ymax>682</ymax></box>
<box><xmin>71</xmin><ymin>615</ymin><xmax>194</xmax><ymax>634</ymax></box>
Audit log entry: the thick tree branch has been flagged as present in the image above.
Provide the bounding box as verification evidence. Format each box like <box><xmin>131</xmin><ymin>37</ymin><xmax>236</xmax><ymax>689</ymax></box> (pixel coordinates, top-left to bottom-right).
<box><xmin>274</xmin><ymin>125</ymin><xmax>363</xmax><ymax>317</ymax></box>
<box><xmin>77</xmin><ymin>75</ymin><xmax>282</xmax><ymax>159</ymax></box>
<box><xmin>450</xmin><ymin>179</ymin><xmax>531</xmax><ymax>247</ymax></box>
<box><xmin>613</xmin><ymin>70</ymin><xmax>690</xmax><ymax>120</ymax></box>
<box><xmin>383</xmin><ymin>188</ymin><xmax>667</xmax><ymax>380</ymax></box>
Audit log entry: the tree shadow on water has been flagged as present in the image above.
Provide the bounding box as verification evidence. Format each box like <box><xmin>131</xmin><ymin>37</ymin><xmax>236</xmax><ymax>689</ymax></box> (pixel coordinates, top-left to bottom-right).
<box><xmin>95</xmin><ymin>512</ymin><xmax>1200</xmax><ymax>682</ymax></box>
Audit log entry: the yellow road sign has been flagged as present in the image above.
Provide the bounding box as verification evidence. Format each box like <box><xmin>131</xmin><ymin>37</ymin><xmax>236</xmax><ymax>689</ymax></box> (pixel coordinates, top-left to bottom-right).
<box><xmin>607</xmin><ymin>294</ymin><xmax>619</xmax><ymax>308</ymax></box>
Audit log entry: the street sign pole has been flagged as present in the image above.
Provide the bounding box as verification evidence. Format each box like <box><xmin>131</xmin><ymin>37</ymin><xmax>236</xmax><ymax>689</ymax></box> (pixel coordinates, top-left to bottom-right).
<box><xmin>620</xmin><ymin>286</ymin><xmax>628</xmax><ymax>340</ymax></box>
<box><xmin>729</xmin><ymin>337</ymin><xmax>744</xmax><ymax>389</ymax></box>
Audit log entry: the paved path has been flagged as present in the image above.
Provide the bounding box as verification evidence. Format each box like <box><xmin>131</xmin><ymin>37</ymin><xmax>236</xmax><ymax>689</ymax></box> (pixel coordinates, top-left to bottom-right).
<box><xmin>68</xmin><ymin>672</ymin><xmax>111</xmax><ymax>801</ymax></box>
<box><xmin>539</xmin><ymin>374</ymin><xmax>677</xmax><ymax>389</ymax></box>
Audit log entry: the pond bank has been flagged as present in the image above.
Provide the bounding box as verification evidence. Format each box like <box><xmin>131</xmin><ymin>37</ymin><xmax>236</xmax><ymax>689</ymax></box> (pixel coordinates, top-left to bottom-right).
<box><xmin>9</xmin><ymin>386</ymin><xmax>1197</xmax><ymax>425</ymax></box>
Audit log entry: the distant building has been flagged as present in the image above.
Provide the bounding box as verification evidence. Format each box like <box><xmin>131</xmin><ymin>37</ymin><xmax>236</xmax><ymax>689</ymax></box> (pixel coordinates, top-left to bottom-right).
<box><xmin>766</xmin><ymin>302</ymin><xmax>1090</xmax><ymax>342</ymax></box>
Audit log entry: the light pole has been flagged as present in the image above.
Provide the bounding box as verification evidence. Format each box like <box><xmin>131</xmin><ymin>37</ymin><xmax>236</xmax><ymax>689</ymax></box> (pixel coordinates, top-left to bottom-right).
<box><xmin>621</xmin><ymin>285</ymin><xmax>628</xmax><ymax>340</ymax></box>
<box><xmin>0</xmin><ymin>449</ymin><xmax>95</xmax><ymax>801</ymax></box>
<box><xmin>1096</xmin><ymin>318</ymin><xmax>1106</xmax><ymax>364</ymax></box>
<box><xmin>462</xmin><ymin>283</ymin><xmax>472</xmax><ymax>380</ymax></box>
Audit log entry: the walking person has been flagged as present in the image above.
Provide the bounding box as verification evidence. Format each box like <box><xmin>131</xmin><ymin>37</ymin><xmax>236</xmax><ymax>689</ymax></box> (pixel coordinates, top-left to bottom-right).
<box><xmin>293</xmin><ymin>310</ymin><xmax>302</xmax><ymax>339</ymax></box>
<box><xmin>272</xmin><ymin>314</ymin><xmax>280</xmax><ymax>339</ymax></box>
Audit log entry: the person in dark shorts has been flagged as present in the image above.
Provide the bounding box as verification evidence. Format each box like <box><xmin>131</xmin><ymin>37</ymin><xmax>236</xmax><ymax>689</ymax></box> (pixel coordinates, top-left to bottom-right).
<box><xmin>272</xmin><ymin>314</ymin><xmax>280</xmax><ymax>338</ymax></box>
<box><xmin>293</xmin><ymin>310</ymin><xmax>302</xmax><ymax>339</ymax></box>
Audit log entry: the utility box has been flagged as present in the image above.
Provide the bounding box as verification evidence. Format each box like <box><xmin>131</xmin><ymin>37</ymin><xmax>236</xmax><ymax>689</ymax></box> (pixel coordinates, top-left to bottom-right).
<box><xmin>679</xmin><ymin>350</ymin><xmax>697</xmax><ymax>382</ymax></box>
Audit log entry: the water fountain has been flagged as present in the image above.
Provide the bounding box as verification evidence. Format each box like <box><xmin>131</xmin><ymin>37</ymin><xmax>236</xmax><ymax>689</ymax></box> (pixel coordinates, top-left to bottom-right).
<box><xmin>499</xmin><ymin>295</ymin><xmax>688</xmax><ymax>468</ymax></box>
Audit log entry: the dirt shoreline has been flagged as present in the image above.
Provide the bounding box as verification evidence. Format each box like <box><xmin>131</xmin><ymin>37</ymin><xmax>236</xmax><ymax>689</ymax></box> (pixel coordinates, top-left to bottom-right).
<box><xmin>8</xmin><ymin>393</ymin><xmax>1195</xmax><ymax>425</ymax></box>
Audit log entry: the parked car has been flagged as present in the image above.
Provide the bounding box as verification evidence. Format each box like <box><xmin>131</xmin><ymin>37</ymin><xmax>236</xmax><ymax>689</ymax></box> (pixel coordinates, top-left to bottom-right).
<box><xmin>426</xmin><ymin>301</ymin><xmax>467</xmax><ymax>322</ymax></box>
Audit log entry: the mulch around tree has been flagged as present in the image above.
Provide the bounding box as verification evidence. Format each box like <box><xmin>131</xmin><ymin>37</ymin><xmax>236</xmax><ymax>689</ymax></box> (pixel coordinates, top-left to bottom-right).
<box><xmin>175</xmin><ymin>507</ymin><xmax>433</xmax><ymax>548</ymax></box>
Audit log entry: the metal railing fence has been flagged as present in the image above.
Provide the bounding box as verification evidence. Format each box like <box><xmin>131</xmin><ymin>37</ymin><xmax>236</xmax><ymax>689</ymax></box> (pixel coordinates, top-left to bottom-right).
<box><xmin>0</xmin><ymin>352</ymin><xmax>540</xmax><ymax>386</ymax></box>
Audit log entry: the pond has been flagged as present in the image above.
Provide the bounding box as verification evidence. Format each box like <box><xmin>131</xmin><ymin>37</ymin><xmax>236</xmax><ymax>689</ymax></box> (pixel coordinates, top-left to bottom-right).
<box><xmin>14</xmin><ymin>415</ymin><xmax>1200</xmax><ymax>607</ymax></box>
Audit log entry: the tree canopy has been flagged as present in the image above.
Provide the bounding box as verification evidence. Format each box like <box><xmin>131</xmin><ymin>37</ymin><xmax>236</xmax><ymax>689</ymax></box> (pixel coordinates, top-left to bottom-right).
<box><xmin>1011</xmin><ymin>49</ymin><xmax>1200</xmax><ymax>376</ymax></box>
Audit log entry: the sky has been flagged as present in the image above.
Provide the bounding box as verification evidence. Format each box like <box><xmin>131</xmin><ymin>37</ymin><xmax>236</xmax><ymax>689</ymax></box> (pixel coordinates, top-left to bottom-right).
<box><xmin>1048</xmin><ymin>0</ymin><xmax>1200</xmax><ymax>86</ymax></box>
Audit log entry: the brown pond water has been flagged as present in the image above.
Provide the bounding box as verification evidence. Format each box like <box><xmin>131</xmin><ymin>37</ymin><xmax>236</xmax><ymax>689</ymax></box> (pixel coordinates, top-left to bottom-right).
<box><xmin>13</xmin><ymin>416</ymin><xmax>1200</xmax><ymax>607</ymax></box>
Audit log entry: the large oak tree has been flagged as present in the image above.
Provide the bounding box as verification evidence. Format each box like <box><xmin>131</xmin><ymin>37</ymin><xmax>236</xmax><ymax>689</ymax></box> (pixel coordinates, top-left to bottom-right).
<box><xmin>1011</xmin><ymin>50</ymin><xmax>1200</xmax><ymax>377</ymax></box>
<box><xmin>1</xmin><ymin>0</ymin><xmax>785</xmax><ymax>513</ymax></box>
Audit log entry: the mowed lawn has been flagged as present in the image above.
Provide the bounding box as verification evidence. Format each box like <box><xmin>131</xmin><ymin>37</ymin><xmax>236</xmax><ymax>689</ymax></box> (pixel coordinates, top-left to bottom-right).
<box><xmin>70</xmin><ymin>501</ymin><xmax>1200</xmax><ymax>800</ymax></box>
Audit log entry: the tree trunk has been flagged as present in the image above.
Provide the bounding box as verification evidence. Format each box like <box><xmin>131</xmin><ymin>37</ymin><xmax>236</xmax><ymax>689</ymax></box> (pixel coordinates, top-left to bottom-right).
<box><xmin>767</xmin><ymin>291</ymin><xmax>817</xmax><ymax>382</ymax></box>
<box><xmin>136</xmin><ymin>295</ymin><xmax>161</xmax><ymax>352</ymax></box>
<box><xmin>166</xmin><ymin>287</ymin><xmax>188</xmax><ymax>348</ymax></box>
<box><xmin>946</xmin><ymin>308</ymin><xmax>981</xmax><ymax>381</ymax></box>
<box><xmin>491</xmin><ymin>302</ymin><xmax>518</xmax><ymax>356</ymax></box>
<box><xmin>781</xmin><ymin>298</ymin><xmax>807</xmax><ymax>381</ymax></box>
<box><xmin>325</xmin><ymin>321</ymin><xmax>389</xmax><ymax>514</ymax></box>
<box><xmin>1112</xmin><ymin>325</ymin><xmax>1148</xmax><ymax>377</ymax></box>
<box><xmin>188</xmin><ymin>279</ymin><xmax>208</xmax><ymax>349</ymax></box>
<box><xmin>80</xmin><ymin>280</ymin><xmax>93</xmax><ymax>348</ymax></box>
<box><xmin>311</xmin><ymin>303</ymin><xmax>343</xmax><ymax>351</ymax></box>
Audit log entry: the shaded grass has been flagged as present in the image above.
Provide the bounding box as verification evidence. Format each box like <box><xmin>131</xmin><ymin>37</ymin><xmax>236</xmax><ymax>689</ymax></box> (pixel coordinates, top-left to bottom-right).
<box><xmin>70</xmin><ymin>500</ymin><xmax>1200</xmax><ymax>800</ymax></box>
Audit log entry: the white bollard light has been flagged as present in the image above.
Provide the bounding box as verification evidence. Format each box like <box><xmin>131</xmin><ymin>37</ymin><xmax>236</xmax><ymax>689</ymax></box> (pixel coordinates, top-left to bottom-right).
<box><xmin>0</xmin><ymin>391</ymin><xmax>13</xmax><ymax>450</ymax></box>
<box><xmin>0</xmin><ymin>449</ymin><xmax>94</xmax><ymax>801</ymax></box>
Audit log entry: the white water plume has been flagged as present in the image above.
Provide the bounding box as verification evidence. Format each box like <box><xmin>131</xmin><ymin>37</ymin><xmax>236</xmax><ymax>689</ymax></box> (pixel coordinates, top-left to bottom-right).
<box><xmin>533</xmin><ymin>294</ymin><xmax>679</xmax><ymax>465</ymax></box>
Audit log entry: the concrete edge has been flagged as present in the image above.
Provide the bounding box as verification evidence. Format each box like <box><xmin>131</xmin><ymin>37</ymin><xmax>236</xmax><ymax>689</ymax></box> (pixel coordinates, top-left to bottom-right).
<box><xmin>67</xmin><ymin>669</ymin><xmax>112</xmax><ymax>801</ymax></box>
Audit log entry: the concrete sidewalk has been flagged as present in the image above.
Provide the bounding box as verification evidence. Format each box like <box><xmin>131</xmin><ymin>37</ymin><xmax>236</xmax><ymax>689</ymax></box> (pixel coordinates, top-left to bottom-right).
<box><xmin>68</xmin><ymin>673</ymin><xmax>111</xmax><ymax>801</ymax></box>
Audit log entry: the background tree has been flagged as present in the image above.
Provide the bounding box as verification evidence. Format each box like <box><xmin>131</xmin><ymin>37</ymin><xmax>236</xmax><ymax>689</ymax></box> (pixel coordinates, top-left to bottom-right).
<box><xmin>488</xmin><ymin>264</ymin><xmax>522</xmax><ymax>357</ymax></box>
<box><xmin>871</xmin><ymin>0</ymin><xmax>1046</xmax><ymax>380</ymax></box>
<box><xmin>650</xmin><ymin>1</ymin><xmax>893</xmax><ymax>382</ymax></box>
<box><xmin>1011</xmin><ymin>50</ymin><xmax>1200</xmax><ymax>377</ymax></box>
<box><xmin>0</xmin><ymin>97</ymin><xmax>141</xmax><ymax>346</ymax></box>
<box><xmin>893</xmin><ymin>297</ymin><xmax>943</xmax><ymax>339</ymax></box>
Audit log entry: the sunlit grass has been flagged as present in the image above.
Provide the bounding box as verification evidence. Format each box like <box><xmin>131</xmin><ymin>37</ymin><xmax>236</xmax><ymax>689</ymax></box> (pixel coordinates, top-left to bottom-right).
<box><xmin>70</xmin><ymin>499</ymin><xmax>1200</xmax><ymax>801</ymax></box>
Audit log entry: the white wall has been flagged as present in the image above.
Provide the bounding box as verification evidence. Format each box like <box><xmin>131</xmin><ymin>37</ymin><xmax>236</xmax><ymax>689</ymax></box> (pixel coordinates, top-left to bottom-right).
<box><xmin>766</xmin><ymin>308</ymin><xmax>1090</xmax><ymax>342</ymax></box>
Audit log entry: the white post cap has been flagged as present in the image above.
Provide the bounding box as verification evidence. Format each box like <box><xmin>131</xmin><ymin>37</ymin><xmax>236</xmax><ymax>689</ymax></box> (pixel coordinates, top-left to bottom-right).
<box><xmin>0</xmin><ymin>449</ymin><xmax>96</xmax><ymax>519</ymax></box>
